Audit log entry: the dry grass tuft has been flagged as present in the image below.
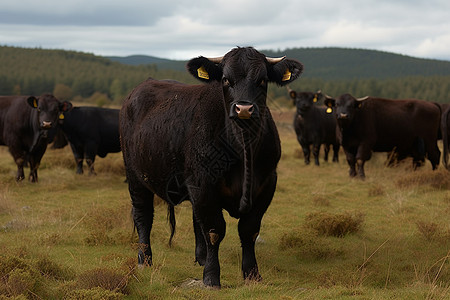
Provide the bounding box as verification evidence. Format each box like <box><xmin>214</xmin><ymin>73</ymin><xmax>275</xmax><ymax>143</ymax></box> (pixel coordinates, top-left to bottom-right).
<box><xmin>368</xmin><ymin>184</ymin><xmax>385</xmax><ymax>197</ymax></box>
<box><xmin>279</xmin><ymin>228</ymin><xmax>342</xmax><ymax>259</ymax></box>
<box><xmin>415</xmin><ymin>220</ymin><xmax>450</xmax><ymax>242</ymax></box>
<box><xmin>76</xmin><ymin>267</ymin><xmax>130</xmax><ymax>295</ymax></box>
<box><xmin>304</xmin><ymin>211</ymin><xmax>365</xmax><ymax>237</ymax></box>
<box><xmin>312</xmin><ymin>195</ymin><xmax>331</xmax><ymax>206</ymax></box>
<box><xmin>396</xmin><ymin>169</ymin><xmax>450</xmax><ymax>189</ymax></box>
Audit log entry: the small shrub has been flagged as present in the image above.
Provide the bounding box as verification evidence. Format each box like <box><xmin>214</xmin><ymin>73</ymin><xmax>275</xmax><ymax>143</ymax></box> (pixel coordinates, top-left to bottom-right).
<box><xmin>304</xmin><ymin>211</ymin><xmax>365</xmax><ymax>237</ymax></box>
<box><xmin>279</xmin><ymin>228</ymin><xmax>342</xmax><ymax>259</ymax></box>
<box><xmin>76</xmin><ymin>267</ymin><xmax>129</xmax><ymax>295</ymax></box>
<box><xmin>6</xmin><ymin>269</ymin><xmax>35</xmax><ymax>297</ymax></box>
<box><xmin>64</xmin><ymin>287</ymin><xmax>124</xmax><ymax>300</ymax></box>
<box><xmin>368</xmin><ymin>184</ymin><xmax>385</xmax><ymax>197</ymax></box>
<box><xmin>35</xmin><ymin>256</ymin><xmax>73</xmax><ymax>280</ymax></box>
<box><xmin>415</xmin><ymin>220</ymin><xmax>450</xmax><ymax>242</ymax></box>
<box><xmin>396</xmin><ymin>169</ymin><xmax>450</xmax><ymax>189</ymax></box>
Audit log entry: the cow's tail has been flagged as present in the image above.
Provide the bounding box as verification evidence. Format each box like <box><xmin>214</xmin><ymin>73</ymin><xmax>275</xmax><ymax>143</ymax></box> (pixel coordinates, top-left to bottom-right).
<box><xmin>167</xmin><ymin>204</ymin><xmax>176</xmax><ymax>246</ymax></box>
<box><xmin>442</xmin><ymin>107</ymin><xmax>450</xmax><ymax>169</ymax></box>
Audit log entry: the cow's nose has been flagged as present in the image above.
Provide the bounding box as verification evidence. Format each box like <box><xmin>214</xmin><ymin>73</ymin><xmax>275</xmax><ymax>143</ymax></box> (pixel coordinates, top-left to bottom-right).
<box><xmin>42</xmin><ymin>121</ymin><xmax>52</xmax><ymax>129</ymax></box>
<box><xmin>235</xmin><ymin>104</ymin><xmax>254</xmax><ymax>119</ymax></box>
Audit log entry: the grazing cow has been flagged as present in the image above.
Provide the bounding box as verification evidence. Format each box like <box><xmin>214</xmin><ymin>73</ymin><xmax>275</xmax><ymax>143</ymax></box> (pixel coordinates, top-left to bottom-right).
<box><xmin>55</xmin><ymin>106</ymin><xmax>121</xmax><ymax>174</ymax></box>
<box><xmin>324</xmin><ymin>94</ymin><xmax>440</xmax><ymax>178</ymax></box>
<box><xmin>120</xmin><ymin>47</ymin><xmax>303</xmax><ymax>287</ymax></box>
<box><xmin>441</xmin><ymin>105</ymin><xmax>450</xmax><ymax>169</ymax></box>
<box><xmin>0</xmin><ymin>94</ymin><xmax>72</xmax><ymax>182</ymax></box>
<box><xmin>289</xmin><ymin>89</ymin><xmax>339</xmax><ymax>165</ymax></box>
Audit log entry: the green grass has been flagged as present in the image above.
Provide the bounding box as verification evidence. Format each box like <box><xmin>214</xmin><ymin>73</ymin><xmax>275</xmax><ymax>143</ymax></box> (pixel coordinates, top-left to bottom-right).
<box><xmin>0</xmin><ymin>110</ymin><xmax>449</xmax><ymax>299</ymax></box>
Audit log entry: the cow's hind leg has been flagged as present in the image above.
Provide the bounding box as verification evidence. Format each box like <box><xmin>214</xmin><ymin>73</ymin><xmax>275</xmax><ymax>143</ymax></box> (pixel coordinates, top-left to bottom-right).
<box><xmin>193</xmin><ymin>210</ymin><xmax>207</xmax><ymax>266</ymax></box>
<box><xmin>129</xmin><ymin>180</ymin><xmax>155</xmax><ymax>266</ymax></box>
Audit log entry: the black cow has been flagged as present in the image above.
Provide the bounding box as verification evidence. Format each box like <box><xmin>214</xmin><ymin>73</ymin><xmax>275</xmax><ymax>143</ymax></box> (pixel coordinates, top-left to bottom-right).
<box><xmin>119</xmin><ymin>47</ymin><xmax>303</xmax><ymax>287</ymax></box>
<box><xmin>324</xmin><ymin>94</ymin><xmax>440</xmax><ymax>178</ymax></box>
<box><xmin>0</xmin><ymin>94</ymin><xmax>72</xmax><ymax>182</ymax></box>
<box><xmin>289</xmin><ymin>89</ymin><xmax>339</xmax><ymax>165</ymax></box>
<box><xmin>441</xmin><ymin>105</ymin><xmax>450</xmax><ymax>169</ymax></box>
<box><xmin>55</xmin><ymin>106</ymin><xmax>121</xmax><ymax>175</ymax></box>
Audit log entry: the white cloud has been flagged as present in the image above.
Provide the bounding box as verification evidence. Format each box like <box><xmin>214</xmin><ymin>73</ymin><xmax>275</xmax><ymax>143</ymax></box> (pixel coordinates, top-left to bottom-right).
<box><xmin>1</xmin><ymin>0</ymin><xmax>450</xmax><ymax>61</ymax></box>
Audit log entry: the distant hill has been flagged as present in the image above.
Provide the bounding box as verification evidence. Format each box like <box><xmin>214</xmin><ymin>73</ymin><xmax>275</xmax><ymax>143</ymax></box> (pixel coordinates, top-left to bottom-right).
<box><xmin>108</xmin><ymin>47</ymin><xmax>450</xmax><ymax>80</ymax></box>
<box><xmin>107</xmin><ymin>55</ymin><xmax>187</xmax><ymax>72</ymax></box>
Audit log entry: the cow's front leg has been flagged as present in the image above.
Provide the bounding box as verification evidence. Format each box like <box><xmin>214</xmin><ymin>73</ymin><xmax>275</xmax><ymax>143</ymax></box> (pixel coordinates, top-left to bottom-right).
<box><xmin>193</xmin><ymin>204</ymin><xmax>225</xmax><ymax>288</ymax></box>
<box><xmin>238</xmin><ymin>216</ymin><xmax>262</xmax><ymax>282</ymax></box>
<box><xmin>313</xmin><ymin>143</ymin><xmax>321</xmax><ymax>166</ymax></box>
<box><xmin>323</xmin><ymin>144</ymin><xmax>330</xmax><ymax>162</ymax></box>
<box><xmin>346</xmin><ymin>152</ymin><xmax>357</xmax><ymax>177</ymax></box>
<box><xmin>302</xmin><ymin>145</ymin><xmax>311</xmax><ymax>165</ymax></box>
<box><xmin>14</xmin><ymin>157</ymin><xmax>25</xmax><ymax>181</ymax></box>
<box><xmin>193</xmin><ymin>210</ymin><xmax>206</xmax><ymax>266</ymax></box>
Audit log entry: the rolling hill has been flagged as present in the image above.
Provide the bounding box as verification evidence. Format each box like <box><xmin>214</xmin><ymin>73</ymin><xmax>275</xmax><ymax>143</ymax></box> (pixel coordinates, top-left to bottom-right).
<box><xmin>107</xmin><ymin>47</ymin><xmax>450</xmax><ymax>80</ymax></box>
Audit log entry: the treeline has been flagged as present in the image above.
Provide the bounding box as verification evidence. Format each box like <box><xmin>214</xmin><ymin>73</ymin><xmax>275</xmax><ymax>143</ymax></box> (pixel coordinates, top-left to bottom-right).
<box><xmin>0</xmin><ymin>46</ymin><xmax>197</xmax><ymax>106</ymax></box>
<box><xmin>1</xmin><ymin>46</ymin><xmax>450</xmax><ymax>107</ymax></box>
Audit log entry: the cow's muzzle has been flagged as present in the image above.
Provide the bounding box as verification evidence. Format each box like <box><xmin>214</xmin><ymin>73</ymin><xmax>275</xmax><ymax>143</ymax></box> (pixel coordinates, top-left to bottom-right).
<box><xmin>41</xmin><ymin>121</ymin><xmax>52</xmax><ymax>129</ymax></box>
<box><xmin>337</xmin><ymin>113</ymin><xmax>348</xmax><ymax>120</ymax></box>
<box><xmin>229</xmin><ymin>102</ymin><xmax>259</xmax><ymax>119</ymax></box>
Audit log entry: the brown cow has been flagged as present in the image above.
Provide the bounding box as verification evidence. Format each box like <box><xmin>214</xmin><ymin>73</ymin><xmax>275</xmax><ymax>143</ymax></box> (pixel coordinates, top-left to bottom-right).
<box><xmin>324</xmin><ymin>94</ymin><xmax>440</xmax><ymax>178</ymax></box>
<box><xmin>0</xmin><ymin>94</ymin><xmax>72</xmax><ymax>182</ymax></box>
<box><xmin>120</xmin><ymin>47</ymin><xmax>303</xmax><ymax>287</ymax></box>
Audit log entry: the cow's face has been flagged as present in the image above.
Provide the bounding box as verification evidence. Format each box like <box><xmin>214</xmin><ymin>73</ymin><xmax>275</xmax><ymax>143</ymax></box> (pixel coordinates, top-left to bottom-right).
<box><xmin>290</xmin><ymin>90</ymin><xmax>322</xmax><ymax>116</ymax></box>
<box><xmin>187</xmin><ymin>47</ymin><xmax>303</xmax><ymax>122</ymax></box>
<box><xmin>335</xmin><ymin>94</ymin><xmax>362</xmax><ymax>127</ymax></box>
<box><xmin>27</xmin><ymin>94</ymin><xmax>72</xmax><ymax>130</ymax></box>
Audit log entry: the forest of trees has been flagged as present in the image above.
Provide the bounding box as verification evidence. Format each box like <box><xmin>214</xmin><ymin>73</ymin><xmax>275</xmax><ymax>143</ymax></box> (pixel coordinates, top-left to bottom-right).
<box><xmin>1</xmin><ymin>45</ymin><xmax>450</xmax><ymax>107</ymax></box>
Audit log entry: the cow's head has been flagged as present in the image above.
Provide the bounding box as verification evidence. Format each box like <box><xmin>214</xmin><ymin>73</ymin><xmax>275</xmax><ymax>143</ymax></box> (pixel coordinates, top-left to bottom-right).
<box><xmin>187</xmin><ymin>47</ymin><xmax>303</xmax><ymax>121</ymax></box>
<box><xmin>289</xmin><ymin>89</ymin><xmax>323</xmax><ymax>116</ymax></box>
<box><xmin>324</xmin><ymin>93</ymin><xmax>367</xmax><ymax>127</ymax></box>
<box><xmin>27</xmin><ymin>94</ymin><xmax>73</xmax><ymax>130</ymax></box>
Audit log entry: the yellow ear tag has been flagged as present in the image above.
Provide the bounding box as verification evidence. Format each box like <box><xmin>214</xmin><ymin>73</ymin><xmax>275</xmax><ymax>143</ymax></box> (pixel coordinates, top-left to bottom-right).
<box><xmin>326</xmin><ymin>107</ymin><xmax>333</xmax><ymax>114</ymax></box>
<box><xmin>59</xmin><ymin>113</ymin><xmax>65</xmax><ymax>120</ymax></box>
<box><xmin>33</xmin><ymin>99</ymin><xmax>38</xmax><ymax>108</ymax></box>
<box><xmin>313</xmin><ymin>96</ymin><xmax>318</xmax><ymax>103</ymax></box>
<box><xmin>282</xmin><ymin>69</ymin><xmax>291</xmax><ymax>81</ymax></box>
<box><xmin>358</xmin><ymin>103</ymin><xmax>362</xmax><ymax>108</ymax></box>
<box><xmin>197</xmin><ymin>66</ymin><xmax>209</xmax><ymax>80</ymax></box>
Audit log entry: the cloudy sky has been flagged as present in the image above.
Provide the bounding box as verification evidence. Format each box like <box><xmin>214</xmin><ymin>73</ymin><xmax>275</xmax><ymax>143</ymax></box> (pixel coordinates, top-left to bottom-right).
<box><xmin>1</xmin><ymin>0</ymin><xmax>449</xmax><ymax>61</ymax></box>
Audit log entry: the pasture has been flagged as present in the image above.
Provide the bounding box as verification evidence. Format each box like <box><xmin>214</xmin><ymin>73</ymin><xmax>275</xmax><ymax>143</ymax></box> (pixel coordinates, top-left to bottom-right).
<box><xmin>0</xmin><ymin>108</ymin><xmax>449</xmax><ymax>299</ymax></box>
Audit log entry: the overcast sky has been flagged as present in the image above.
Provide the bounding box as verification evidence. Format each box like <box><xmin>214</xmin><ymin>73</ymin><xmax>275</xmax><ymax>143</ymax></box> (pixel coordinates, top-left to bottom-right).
<box><xmin>1</xmin><ymin>0</ymin><xmax>450</xmax><ymax>61</ymax></box>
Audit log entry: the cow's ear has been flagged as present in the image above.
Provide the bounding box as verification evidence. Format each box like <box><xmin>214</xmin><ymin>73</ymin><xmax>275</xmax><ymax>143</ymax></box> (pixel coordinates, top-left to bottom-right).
<box><xmin>315</xmin><ymin>91</ymin><xmax>323</xmax><ymax>102</ymax></box>
<box><xmin>289</xmin><ymin>90</ymin><xmax>297</xmax><ymax>99</ymax></box>
<box><xmin>324</xmin><ymin>96</ymin><xmax>335</xmax><ymax>108</ymax></box>
<box><xmin>187</xmin><ymin>56</ymin><xmax>223</xmax><ymax>82</ymax></box>
<box><xmin>268</xmin><ymin>58</ymin><xmax>303</xmax><ymax>86</ymax></box>
<box><xmin>60</xmin><ymin>101</ymin><xmax>73</xmax><ymax>112</ymax></box>
<box><xmin>27</xmin><ymin>96</ymin><xmax>38</xmax><ymax>108</ymax></box>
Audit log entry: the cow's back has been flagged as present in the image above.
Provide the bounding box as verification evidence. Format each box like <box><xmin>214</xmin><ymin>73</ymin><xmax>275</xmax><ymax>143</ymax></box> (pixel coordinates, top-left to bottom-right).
<box><xmin>120</xmin><ymin>79</ymin><xmax>224</xmax><ymax>199</ymax></box>
<box><xmin>345</xmin><ymin>98</ymin><xmax>439</xmax><ymax>154</ymax></box>
<box><xmin>0</xmin><ymin>96</ymin><xmax>33</xmax><ymax>147</ymax></box>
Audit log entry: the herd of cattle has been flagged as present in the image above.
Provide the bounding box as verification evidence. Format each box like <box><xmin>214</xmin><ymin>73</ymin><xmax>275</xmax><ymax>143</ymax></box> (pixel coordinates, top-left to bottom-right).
<box><xmin>1</xmin><ymin>47</ymin><xmax>449</xmax><ymax>288</ymax></box>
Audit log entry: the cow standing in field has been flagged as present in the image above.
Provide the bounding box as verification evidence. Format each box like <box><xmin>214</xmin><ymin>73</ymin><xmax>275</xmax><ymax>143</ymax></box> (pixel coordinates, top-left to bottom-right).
<box><xmin>441</xmin><ymin>105</ymin><xmax>450</xmax><ymax>169</ymax></box>
<box><xmin>120</xmin><ymin>47</ymin><xmax>303</xmax><ymax>287</ymax></box>
<box><xmin>0</xmin><ymin>94</ymin><xmax>72</xmax><ymax>182</ymax></box>
<box><xmin>289</xmin><ymin>89</ymin><xmax>339</xmax><ymax>165</ymax></box>
<box><xmin>55</xmin><ymin>106</ymin><xmax>121</xmax><ymax>175</ymax></box>
<box><xmin>324</xmin><ymin>94</ymin><xmax>440</xmax><ymax>178</ymax></box>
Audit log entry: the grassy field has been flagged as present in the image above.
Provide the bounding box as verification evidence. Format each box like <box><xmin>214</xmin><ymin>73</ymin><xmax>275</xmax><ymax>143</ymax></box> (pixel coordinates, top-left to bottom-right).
<box><xmin>0</xmin><ymin>109</ymin><xmax>449</xmax><ymax>299</ymax></box>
